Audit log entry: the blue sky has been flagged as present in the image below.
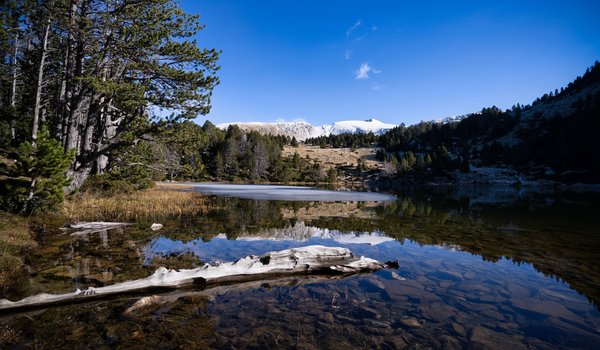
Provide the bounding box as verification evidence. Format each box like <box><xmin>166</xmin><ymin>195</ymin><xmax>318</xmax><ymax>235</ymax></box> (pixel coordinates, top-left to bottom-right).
<box><xmin>182</xmin><ymin>0</ymin><xmax>600</xmax><ymax>126</ymax></box>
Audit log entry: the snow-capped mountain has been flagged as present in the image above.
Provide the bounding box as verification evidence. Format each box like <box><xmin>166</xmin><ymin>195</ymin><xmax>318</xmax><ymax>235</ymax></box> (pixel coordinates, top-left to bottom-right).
<box><xmin>436</xmin><ymin>115</ymin><xmax>468</xmax><ymax>124</ymax></box>
<box><xmin>216</xmin><ymin>118</ymin><xmax>398</xmax><ymax>141</ymax></box>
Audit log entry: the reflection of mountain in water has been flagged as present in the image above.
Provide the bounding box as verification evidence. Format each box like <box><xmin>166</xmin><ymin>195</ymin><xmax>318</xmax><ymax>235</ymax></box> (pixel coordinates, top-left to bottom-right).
<box><xmin>234</xmin><ymin>221</ymin><xmax>393</xmax><ymax>246</ymax></box>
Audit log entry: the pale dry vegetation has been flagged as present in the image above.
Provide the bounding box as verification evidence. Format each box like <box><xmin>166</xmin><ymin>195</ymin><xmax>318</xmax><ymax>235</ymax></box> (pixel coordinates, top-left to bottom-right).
<box><xmin>0</xmin><ymin>213</ymin><xmax>37</xmax><ymax>286</ymax></box>
<box><xmin>282</xmin><ymin>145</ymin><xmax>383</xmax><ymax>170</ymax></box>
<box><xmin>63</xmin><ymin>183</ymin><xmax>207</xmax><ymax>222</ymax></box>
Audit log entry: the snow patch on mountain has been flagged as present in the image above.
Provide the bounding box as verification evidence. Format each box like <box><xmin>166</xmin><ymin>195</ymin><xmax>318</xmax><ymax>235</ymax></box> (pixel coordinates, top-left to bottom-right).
<box><xmin>216</xmin><ymin>118</ymin><xmax>398</xmax><ymax>141</ymax></box>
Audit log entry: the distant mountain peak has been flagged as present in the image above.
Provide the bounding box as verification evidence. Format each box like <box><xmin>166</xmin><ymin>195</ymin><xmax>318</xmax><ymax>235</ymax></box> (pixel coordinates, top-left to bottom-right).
<box><xmin>216</xmin><ymin>118</ymin><xmax>398</xmax><ymax>141</ymax></box>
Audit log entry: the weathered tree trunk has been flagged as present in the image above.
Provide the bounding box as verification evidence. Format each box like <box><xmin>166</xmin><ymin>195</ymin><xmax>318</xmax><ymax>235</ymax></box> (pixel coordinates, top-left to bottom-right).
<box><xmin>56</xmin><ymin>42</ymin><xmax>69</xmax><ymax>140</ymax></box>
<box><xmin>65</xmin><ymin>0</ymin><xmax>87</xmax><ymax>153</ymax></box>
<box><xmin>18</xmin><ymin>179</ymin><xmax>37</xmax><ymax>215</ymax></box>
<box><xmin>0</xmin><ymin>246</ymin><xmax>385</xmax><ymax>312</ymax></box>
<box><xmin>67</xmin><ymin>161</ymin><xmax>92</xmax><ymax>193</ymax></box>
<box><xmin>31</xmin><ymin>20</ymin><xmax>51</xmax><ymax>143</ymax></box>
<box><xmin>9</xmin><ymin>32</ymin><xmax>19</xmax><ymax>141</ymax></box>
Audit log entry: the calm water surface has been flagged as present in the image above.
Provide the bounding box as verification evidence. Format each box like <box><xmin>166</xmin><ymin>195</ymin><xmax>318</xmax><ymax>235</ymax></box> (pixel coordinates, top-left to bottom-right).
<box><xmin>1</xmin><ymin>184</ymin><xmax>599</xmax><ymax>349</ymax></box>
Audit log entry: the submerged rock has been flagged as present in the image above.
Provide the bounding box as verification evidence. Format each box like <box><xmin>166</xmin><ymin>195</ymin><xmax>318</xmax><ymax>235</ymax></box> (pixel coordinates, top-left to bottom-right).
<box><xmin>468</xmin><ymin>326</ymin><xmax>527</xmax><ymax>350</ymax></box>
<box><xmin>398</xmin><ymin>317</ymin><xmax>422</xmax><ymax>328</ymax></box>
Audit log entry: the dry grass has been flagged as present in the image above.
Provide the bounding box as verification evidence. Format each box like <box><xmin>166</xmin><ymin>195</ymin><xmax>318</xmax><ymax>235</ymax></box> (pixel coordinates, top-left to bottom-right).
<box><xmin>63</xmin><ymin>183</ymin><xmax>208</xmax><ymax>222</ymax></box>
<box><xmin>282</xmin><ymin>145</ymin><xmax>383</xmax><ymax>170</ymax></box>
<box><xmin>0</xmin><ymin>213</ymin><xmax>37</xmax><ymax>286</ymax></box>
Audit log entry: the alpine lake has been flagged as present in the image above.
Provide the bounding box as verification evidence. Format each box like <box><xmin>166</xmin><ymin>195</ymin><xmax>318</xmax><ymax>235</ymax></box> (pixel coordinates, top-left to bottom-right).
<box><xmin>1</xmin><ymin>183</ymin><xmax>600</xmax><ymax>349</ymax></box>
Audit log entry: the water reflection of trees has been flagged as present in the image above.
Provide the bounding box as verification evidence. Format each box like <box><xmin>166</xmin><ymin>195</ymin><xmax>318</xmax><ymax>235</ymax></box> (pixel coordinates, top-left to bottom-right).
<box><xmin>160</xmin><ymin>197</ymin><xmax>291</xmax><ymax>242</ymax></box>
<box><xmin>307</xmin><ymin>192</ymin><xmax>600</xmax><ymax>308</ymax></box>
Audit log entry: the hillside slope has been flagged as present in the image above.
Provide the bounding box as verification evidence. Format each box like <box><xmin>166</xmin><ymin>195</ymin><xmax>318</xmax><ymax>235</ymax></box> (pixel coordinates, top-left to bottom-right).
<box><xmin>379</xmin><ymin>61</ymin><xmax>600</xmax><ymax>184</ymax></box>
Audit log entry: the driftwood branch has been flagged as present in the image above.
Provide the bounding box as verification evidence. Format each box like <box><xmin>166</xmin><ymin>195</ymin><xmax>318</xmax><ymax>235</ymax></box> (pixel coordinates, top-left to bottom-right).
<box><xmin>0</xmin><ymin>246</ymin><xmax>384</xmax><ymax>312</ymax></box>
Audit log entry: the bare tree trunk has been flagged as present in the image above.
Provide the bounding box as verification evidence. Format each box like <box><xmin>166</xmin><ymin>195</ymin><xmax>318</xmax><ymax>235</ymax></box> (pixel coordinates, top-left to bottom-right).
<box><xmin>31</xmin><ymin>20</ymin><xmax>51</xmax><ymax>143</ymax></box>
<box><xmin>56</xmin><ymin>41</ymin><xmax>68</xmax><ymax>140</ymax></box>
<box><xmin>96</xmin><ymin>97</ymin><xmax>113</xmax><ymax>174</ymax></box>
<box><xmin>65</xmin><ymin>0</ymin><xmax>86</xmax><ymax>152</ymax></box>
<box><xmin>9</xmin><ymin>32</ymin><xmax>19</xmax><ymax>141</ymax></box>
<box><xmin>67</xmin><ymin>162</ymin><xmax>92</xmax><ymax>192</ymax></box>
<box><xmin>18</xmin><ymin>179</ymin><xmax>37</xmax><ymax>215</ymax></box>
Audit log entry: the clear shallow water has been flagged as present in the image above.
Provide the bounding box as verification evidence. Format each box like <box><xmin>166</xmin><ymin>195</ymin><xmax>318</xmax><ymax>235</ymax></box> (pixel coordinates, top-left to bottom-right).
<box><xmin>1</xmin><ymin>185</ymin><xmax>600</xmax><ymax>349</ymax></box>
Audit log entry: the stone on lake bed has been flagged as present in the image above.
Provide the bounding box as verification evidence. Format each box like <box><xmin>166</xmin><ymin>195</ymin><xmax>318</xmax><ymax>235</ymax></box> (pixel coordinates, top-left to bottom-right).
<box><xmin>428</xmin><ymin>269</ymin><xmax>463</xmax><ymax>282</ymax></box>
<box><xmin>468</xmin><ymin>326</ymin><xmax>527</xmax><ymax>350</ymax></box>
<box><xmin>384</xmin><ymin>336</ymin><xmax>408</xmax><ymax>350</ymax></box>
<box><xmin>398</xmin><ymin>317</ymin><xmax>422</xmax><ymax>328</ymax></box>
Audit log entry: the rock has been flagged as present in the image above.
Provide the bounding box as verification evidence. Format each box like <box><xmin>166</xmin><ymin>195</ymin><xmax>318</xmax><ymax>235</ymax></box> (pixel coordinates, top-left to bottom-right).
<box><xmin>150</xmin><ymin>223</ymin><xmax>163</xmax><ymax>231</ymax></box>
<box><xmin>510</xmin><ymin>298</ymin><xmax>583</xmax><ymax>324</ymax></box>
<box><xmin>468</xmin><ymin>326</ymin><xmax>527</xmax><ymax>350</ymax></box>
<box><xmin>439</xmin><ymin>335</ymin><xmax>461</xmax><ymax>350</ymax></box>
<box><xmin>384</xmin><ymin>336</ymin><xmax>408</xmax><ymax>350</ymax></box>
<box><xmin>357</xmin><ymin>305</ymin><xmax>381</xmax><ymax>319</ymax></box>
<box><xmin>429</xmin><ymin>270</ymin><xmax>462</xmax><ymax>282</ymax></box>
<box><xmin>364</xmin><ymin>319</ymin><xmax>391</xmax><ymax>328</ymax></box>
<box><xmin>450</xmin><ymin>322</ymin><xmax>466</xmax><ymax>336</ymax></box>
<box><xmin>104</xmin><ymin>324</ymin><xmax>120</xmax><ymax>343</ymax></box>
<box><xmin>398</xmin><ymin>317</ymin><xmax>422</xmax><ymax>328</ymax></box>
<box><xmin>365</xmin><ymin>325</ymin><xmax>393</xmax><ymax>336</ymax></box>
<box><xmin>462</xmin><ymin>271</ymin><xmax>476</xmax><ymax>280</ymax></box>
<box><xmin>458</xmin><ymin>283</ymin><xmax>491</xmax><ymax>293</ymax></box>
<box><xmin>439</xmin><ymin>281</ymin><xmax>454</xmax><ymax>288</ymax></box>
<box><xmin>419</xmin><ymin>303</ymin><xmax>456</xmax><ymax>322</ymax></box>
<box><xmin>320</xmin><ymin>312</ymin><xmax>334</xmax><ymax>324</ymax></box>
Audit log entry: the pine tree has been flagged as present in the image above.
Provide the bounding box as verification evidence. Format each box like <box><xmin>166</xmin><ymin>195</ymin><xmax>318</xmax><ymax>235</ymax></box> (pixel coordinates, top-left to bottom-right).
<box><xmin>18</xmin><ymin>128</ymin><xmax>74</xmax><ymax>213</ymax></box>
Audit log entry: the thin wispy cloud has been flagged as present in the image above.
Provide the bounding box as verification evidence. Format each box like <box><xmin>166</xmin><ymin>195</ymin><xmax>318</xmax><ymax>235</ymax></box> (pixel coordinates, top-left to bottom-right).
<box><xmin>371</xmin><ymin>25</ymin><xmax>378</xmax><ymax>32</ymax></box>
<box><xmin>371</xmin><ymin>82</ymin><xmax>384</xmax><ymax>91</ymax></box>
<box><xmin>345</xmin><ymin>19</ymin><xmax>363</xmax><ymax>38</ymax></box>
<box><xmin>345</xmin><ymin>49</ymin><xmax>353</xmax><ymax>60</ymax></box>
<box><xmin>353</xmin><ymin>34</ymin><xmax>368</xmax><ymax>42</ymax></box>
<box><xmin>355</xmin><ymin>62</ymin><xmax>381</xmax><ymax>80</ymax></box>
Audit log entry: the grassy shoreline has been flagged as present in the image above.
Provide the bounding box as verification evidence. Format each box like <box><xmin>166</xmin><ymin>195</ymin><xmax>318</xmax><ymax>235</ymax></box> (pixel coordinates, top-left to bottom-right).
<box><xmin>63</xmin><ymin>183</ymin><xmax>208</xmax><ymax>222</ymax></box>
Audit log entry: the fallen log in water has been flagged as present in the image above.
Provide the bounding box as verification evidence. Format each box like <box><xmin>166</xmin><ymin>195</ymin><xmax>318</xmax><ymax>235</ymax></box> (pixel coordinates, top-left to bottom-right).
<box><xmin>0</xmin><ymin>245</ymin><xmax>384</xmax><ymax>312</ymax></box>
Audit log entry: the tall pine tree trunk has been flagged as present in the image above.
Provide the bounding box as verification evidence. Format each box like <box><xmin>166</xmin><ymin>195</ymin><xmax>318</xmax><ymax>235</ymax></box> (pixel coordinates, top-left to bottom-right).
<box><xmin>56</xmin><ymin>49</ymin><xmax>68</xmax><ymax>140</ymax></box>
<box><xmin>65</xmin><ymin>0</ymin><xmax>86</xmax><ymax>153</ymax></box>
<box><xmin>9</xmin><ymin>32</ymin><xmax>19</xmax><ymax>141</ymax></box>
<box><xmin>31</xmin><ymin>20</ymin><xmax>50</xmax><ymax>143</ymax></box>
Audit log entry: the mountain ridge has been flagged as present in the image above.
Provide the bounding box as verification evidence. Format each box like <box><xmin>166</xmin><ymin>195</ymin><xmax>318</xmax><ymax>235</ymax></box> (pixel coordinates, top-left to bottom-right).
<box><xmin>216</xmin><ymin>118</ymin><xmax>397</xmax><ymax>141</ymax></box>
